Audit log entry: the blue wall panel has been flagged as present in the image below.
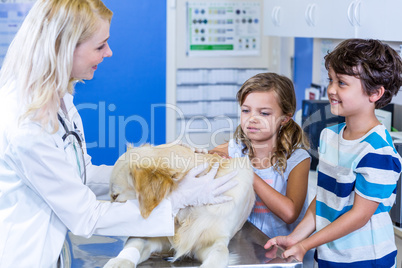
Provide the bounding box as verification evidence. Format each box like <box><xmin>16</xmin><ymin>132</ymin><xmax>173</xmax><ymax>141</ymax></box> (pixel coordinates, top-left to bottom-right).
<box><xmin>74</xmin><ymin>0</ymin><xmax>167</xmax><ymax>165</ymax></box>
<box><xmin>293</xmin><ymin>37</ymin><xmax>313</xmax><ymax>112</ymax></box>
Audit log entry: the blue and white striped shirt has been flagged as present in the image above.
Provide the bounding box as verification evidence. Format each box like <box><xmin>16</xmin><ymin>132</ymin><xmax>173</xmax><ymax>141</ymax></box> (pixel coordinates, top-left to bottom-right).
<box><xmin>315</xmin><ymin>123</ymin><xmax>402</xmax><ymax>267</ymax></box>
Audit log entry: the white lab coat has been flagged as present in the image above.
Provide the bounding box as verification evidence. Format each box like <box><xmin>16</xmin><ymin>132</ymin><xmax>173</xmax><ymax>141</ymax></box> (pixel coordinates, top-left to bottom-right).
<box><xmin>0</xmin><ymin>85</ymin><xmax>174</xmax><ymax>268</ymax></box>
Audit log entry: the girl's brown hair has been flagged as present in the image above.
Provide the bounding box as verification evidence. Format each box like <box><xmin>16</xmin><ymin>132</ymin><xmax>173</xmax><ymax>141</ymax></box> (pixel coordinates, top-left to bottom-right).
<box><xmin>234</xmin><ymin>72</ymin><xmax>309</xmax><ymax>173</ymax></box>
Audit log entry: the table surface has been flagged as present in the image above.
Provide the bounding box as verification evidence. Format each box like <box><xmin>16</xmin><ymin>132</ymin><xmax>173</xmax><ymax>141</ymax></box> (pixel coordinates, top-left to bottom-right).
<box><xmin>65</xmin><ymin>221</ymin><xmax>304</xmax><ymax>268</ymax></box>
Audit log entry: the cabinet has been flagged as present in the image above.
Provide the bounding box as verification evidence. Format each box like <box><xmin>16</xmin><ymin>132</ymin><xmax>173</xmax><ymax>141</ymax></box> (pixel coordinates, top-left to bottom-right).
<box><xmin>357</xmin><ymin>0</ymin><xmax>402</xmax><ymax>42</ymax></box>
<box><xmin>263</xmin><ymin>0</ymin><xmax>308</xmax><ymax>37</ymax></box>
<box><xmin>263</xmin><ymin>0</ymin><xmax>402</xmax><ymax>42</ymax></box>
<box><xmin>306</xmin><ymin>1</ymin><xmax>358</xmax><ymax>39</ymax></box>
<box><xmin>264</xmin><ymin>0</ymin><xmax>356</xmax><ymax>39</ymax></box>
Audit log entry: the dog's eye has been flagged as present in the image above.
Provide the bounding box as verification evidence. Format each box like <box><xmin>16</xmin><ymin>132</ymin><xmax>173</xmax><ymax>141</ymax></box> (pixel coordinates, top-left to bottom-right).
<box><xmin>111</xmin><ymin>194</ymin><xmax>119</xmax><ymax>201</ymax></box>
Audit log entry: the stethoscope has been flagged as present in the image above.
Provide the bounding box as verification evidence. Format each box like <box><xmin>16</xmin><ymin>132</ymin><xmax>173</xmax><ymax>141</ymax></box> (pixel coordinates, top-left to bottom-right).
<box><xmin>58</xmin><ymin>113</ymin><xmax>87</xmax><ymax>184</ymax></box>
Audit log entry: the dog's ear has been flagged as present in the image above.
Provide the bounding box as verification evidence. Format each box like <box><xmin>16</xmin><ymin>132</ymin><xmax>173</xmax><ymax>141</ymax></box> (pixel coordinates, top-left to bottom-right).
<box><xmin>131</xmin><ymin>165</ymin><xmax>177</xmax><ymax>218</ymax></box>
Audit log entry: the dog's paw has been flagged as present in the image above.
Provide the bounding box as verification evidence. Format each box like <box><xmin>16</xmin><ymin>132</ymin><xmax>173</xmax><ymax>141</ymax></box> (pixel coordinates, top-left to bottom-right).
<box><xmin>103</xmin><ymin>257</ymin><xmax>135</xmax><ymax>268</ymax></box>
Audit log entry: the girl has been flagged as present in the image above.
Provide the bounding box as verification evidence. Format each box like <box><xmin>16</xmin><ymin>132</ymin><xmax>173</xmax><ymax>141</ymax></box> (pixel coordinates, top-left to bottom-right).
<box><xmin>210</xmin><ymin>72</ymin><xmax>311</xmax><ymax>239</ymax></box>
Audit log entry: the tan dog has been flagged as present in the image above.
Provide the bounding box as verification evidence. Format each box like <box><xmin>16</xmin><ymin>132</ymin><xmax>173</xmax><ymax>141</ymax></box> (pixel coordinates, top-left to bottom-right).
<box><xmin>103</xmin><ymin>143</ymin><xmax>255</xmax><ymax>268</ymax></box>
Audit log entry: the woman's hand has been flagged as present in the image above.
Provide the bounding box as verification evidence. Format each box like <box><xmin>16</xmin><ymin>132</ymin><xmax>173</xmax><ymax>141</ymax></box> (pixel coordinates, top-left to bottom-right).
<box><xmin>168</xmin><ymin>163</ymin><xmax>238</xmax><ymax>215</ymax></box>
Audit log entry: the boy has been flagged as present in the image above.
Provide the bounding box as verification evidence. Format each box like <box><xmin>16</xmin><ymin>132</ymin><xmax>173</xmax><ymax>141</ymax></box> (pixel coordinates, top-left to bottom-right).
<box><xmin>265</xmin><ymin>39</ymin><xmax>402</xmax><ymax>267</ymax></box>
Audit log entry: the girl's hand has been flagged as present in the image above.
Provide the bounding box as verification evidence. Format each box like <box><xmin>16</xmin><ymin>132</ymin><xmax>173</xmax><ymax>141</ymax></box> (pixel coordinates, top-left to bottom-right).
<box><xmin>177</xmin><ymin>141</ymin><xmax>208</xmax><ymax>154</ymax></box>
<box><xmin>208</xmin><ymin>150</ymin><xmax>231</xmax><ymax>159</ymax></box>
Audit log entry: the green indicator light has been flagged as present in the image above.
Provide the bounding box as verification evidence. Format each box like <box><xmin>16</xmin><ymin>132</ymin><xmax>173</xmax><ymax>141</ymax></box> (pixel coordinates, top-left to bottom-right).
<box><xmin>190</xmin><ymin>44</ymin><xmax>234</xmax><ymax>51</ymax></box>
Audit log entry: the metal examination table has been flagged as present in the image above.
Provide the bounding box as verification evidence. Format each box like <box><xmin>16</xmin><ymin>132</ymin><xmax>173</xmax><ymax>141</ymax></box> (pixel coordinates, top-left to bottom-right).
<box><xmin>65</xmin><ymin>221</ymin><xmax>305</xmax><ymax>267</ymax></box>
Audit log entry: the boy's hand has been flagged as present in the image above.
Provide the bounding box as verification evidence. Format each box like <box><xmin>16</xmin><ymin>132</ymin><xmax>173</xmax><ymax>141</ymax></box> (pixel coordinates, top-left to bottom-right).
<box><xmin>264</xmin><ymin>235</ymin><xmax>297</xmax><ymax>250</ymax></box>
<box><xmin>265</xmin><ymin>235</ymin><xmax>304</xmax><ymax>261</ymax></box>
<box><xmin>281</xmin><ymin>242</ymin><xmax>307</xmax><ymax>262</ymax></box>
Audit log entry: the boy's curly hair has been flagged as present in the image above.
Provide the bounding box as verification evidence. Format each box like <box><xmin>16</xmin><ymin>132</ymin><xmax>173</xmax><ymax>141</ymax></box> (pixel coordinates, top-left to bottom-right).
<box><xmin>324</xmin><ymin>39</ymin><xmax>402</xmax><ymax>109</ymax></box>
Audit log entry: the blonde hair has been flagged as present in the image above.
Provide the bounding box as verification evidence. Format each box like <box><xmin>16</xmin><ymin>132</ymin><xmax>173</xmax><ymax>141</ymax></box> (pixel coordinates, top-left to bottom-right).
<box><xmin>0</xmin><ymin>0</ymin><xmax>113</xmax><ymax>132</ymax></box>
<box><xmin>234</xmin><ymin>72</ymin><xmax>309</xmax><ymax>173</ymax></box>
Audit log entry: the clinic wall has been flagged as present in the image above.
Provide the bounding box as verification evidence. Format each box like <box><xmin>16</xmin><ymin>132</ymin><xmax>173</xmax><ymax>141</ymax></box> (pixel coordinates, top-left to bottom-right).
<box><xmin>293</xmin><ymin>37</ymin><xmax>313</xmax><ymax>112</ymax></box>
<box><xmin>74</xmin><ymin>0</ymin><xmax>167</xmax><ymax>165</ymax></box>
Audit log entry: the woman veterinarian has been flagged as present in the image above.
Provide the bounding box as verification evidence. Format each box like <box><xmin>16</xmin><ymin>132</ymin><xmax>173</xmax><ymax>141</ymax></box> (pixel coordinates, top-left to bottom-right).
<box><xmin>0</xmin><ymin>0</ymin><xmax>237</xmax><ymax>267</ymax></box>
